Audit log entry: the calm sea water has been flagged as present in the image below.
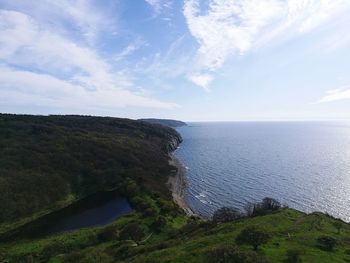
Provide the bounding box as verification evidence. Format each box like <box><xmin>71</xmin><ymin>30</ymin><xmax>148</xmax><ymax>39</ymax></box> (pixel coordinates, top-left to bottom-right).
<box><xmin>175</xmin><ymin>122</ymin><xmax>350</xmax><ymax>222</ymax></box>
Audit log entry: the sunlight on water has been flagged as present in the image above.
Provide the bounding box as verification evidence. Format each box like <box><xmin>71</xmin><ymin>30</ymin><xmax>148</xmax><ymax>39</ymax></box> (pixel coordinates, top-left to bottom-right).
<box><xmin>175</xmin><ymin>122</ymin><xmax>350</xmax><ymax>222</ymax></box>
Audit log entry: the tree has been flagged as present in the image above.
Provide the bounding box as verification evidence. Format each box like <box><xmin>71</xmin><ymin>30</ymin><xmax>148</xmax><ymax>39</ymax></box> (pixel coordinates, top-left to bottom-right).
<box><xmin>260</xmin><ymin>198</ymin><xmax>281</xmax><ymax>211</ymax></box>
<box><xmin>316</xmin><ymin>236</ymin><xmax>337</xmax><ymax>251</ymax></box>
<box><xmin>333</xmin><ymin>221</ymin><xmax>342</xmax><ymax>234</ymax></box>
<box><xmin>213</xmin><ymin>207</ymin><xmax>243</xmax><ymax>223</ymax></box>
<box><xmin>236</xmin><ymin>226</ymin><xmax>270</xmax><ymax>251</ymax></box>
<box><xmin>119</xmin><ymin>222</ymin><xmax>144</xmax><ymax>241</ymax></box>
<box><xmin>245</xmin><ymin>198</ymin><xmax>281</xmax><ymax>217</ymax></box>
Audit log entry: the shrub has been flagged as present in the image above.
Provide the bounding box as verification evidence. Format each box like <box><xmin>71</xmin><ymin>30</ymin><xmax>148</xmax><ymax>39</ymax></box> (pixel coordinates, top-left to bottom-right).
<box><xmin>119</xmin><ymin>222</ymin><xmax>144</xmax><ymax>241</ymax></box>
<box><xmin>206</xmin><ymin>245</ymin><xmax>270</xmax><ymax>263</ymax></box>
<box><xmin>143</xmin><ymin>207</ymin><xmax>158</xmax><ymax>217</ymax></box>
<box><xmin>63</xmin><ymin>251</ymin><xmax>84</xmax><ymax>263</ymax></box>
<box><xmin>112</xmin><ymin>243</ymin><xmax>133</xmax><ymax>259</ymax></box>
<box><xmin>212</xmin><ymin>207</ymin><xmax>243</xmax><ymax>223</ymax></box>
<box><xmin>80</xmin><ymin>250</ymin><xmax>113</xmax><ymax>263</ymax></box>
<box><xmin>150</xmin><ymin>216</ymin><xmax>167</xmax><ymax>232</ymax></box>
<box><xmin>98</xmin><ymin>225</ymin><xmax>119</xmax><ymax>242</ymax></box>
<box><xmin>245</xmin><ymin>198</ymin><xmax>281</xmax><ymax>217</ymax></box>
<box><xmin>40</xmin><ymin>241</ymin><xmax>72</xmax><ymax>260</ymax></box>
<box><xmin>316</xmin><ymin>236</ymin><xmax>337</xmax><ymax>251</ymax></box>
<box><xmin>176</xmin><ymin>221</ymin><xmax>200</xmax><ymax>237</ymax></box>
<box><xmin>236</xmin><ymin>226</ymin><xmax>270</xmax><ymax>251</ymax></box>
<box><xmin>284</xmin><ymin>249</ymin><xmax>304</xmax><ymax>263</ymax></box>
<box><xmin>333</xmin><ymin>221</ymin><xmax>343</xmax><ymax>234</ymax></box>
<box><xmin>86</xmin><ymin>232</ymin><xmax>99</xmax><ymax>246</ymax></box>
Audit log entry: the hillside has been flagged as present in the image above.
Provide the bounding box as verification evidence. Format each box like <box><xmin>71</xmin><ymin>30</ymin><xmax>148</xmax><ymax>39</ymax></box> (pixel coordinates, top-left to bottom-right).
<box><xmin>0</xmin><ymin>114</ymin><xmax>182</xmax><ymax>233</ymax></box>
<box><xmin>138</xmin><ymin>119</ymin><xmax>187</xmax><ymax>128</ymax></box>
<box><xmin>1</xmin><ymin>208</ymin><xmax>350</xmax><ymax>262</ymax></box>
<box><xmin>0</xmin><ymin>115</ymin><xmax>349</xmax><ymax>263</ymax></box>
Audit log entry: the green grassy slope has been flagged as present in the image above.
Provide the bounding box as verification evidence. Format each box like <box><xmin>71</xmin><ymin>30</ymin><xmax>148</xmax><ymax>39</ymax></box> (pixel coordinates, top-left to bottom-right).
<box><xmin>129</xmin><ymin>209</ymin><xmax>350</xmax><ymax>263</ymax></box>
<box><xmin>1</xmin><ymin>208</ymin><xmax>349</xmax><ymax>262</ymax></box>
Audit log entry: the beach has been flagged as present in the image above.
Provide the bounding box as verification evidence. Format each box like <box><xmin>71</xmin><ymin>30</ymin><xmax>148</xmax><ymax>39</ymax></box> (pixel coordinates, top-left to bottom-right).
<box><xmin>168</xmin><ymin>154</ymin><xmax>196</xmax><ymax>217</ymax></box>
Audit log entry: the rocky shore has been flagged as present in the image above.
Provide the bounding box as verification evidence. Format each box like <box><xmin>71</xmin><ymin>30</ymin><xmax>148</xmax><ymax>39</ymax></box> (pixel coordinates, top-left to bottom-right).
<box><xmin>168</xmin><ymin>153</ymin><xmax>196</xmax><ymax>217</ymax></box>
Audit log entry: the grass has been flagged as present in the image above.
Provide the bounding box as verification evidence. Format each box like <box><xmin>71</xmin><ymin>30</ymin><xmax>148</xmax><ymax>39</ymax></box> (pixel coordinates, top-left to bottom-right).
<box><xmin>1</xmin><ymin>206</ymin><xmax>350</xmax><ymax>262</ymax></box>
<box><xmin>128</xmin><ymin>209</ymin><xmax>350</xmax><ymax>263</ymax></box>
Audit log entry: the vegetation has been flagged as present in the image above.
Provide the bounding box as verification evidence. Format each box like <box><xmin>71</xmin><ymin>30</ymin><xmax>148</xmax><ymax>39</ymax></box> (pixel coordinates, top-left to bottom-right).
<box><xmin>212</xmin><ymin>207</ymin><xmax>243</xmax><ymax>223</ymax></box>
<box><xmin>0</xmin><ymin>114</ymin><xmax>350</xmax><ymax>262</ymax></box>
<box><xmin>138</xmin><ymin>119</ymin><xmax>187</xmax><ymax>127</ymax></box>
<box><xmin>245</xmin><ymin>197</ymin><xmax>282</xmax><ymax>217</ymax></box>
<box><xmin>0</xmin><ymin>114</ymin><xmax>181</xmax><ymax>231</ymax></box>
<box><xmin>236</xmin><ymin>226</ymin><xmax>270</xmax><ymax>250</ymax></box>
<box><xmin>2</xmin><ymin>207</ymin><xmax>350</xmax><ymax>262</ymax></box>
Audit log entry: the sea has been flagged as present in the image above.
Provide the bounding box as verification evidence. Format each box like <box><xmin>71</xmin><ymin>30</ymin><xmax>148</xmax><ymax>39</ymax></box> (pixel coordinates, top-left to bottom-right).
<box><xmin>175</xmin><ymin>122</ymin><xmax>350</xmax><ymax>222</ymax></box>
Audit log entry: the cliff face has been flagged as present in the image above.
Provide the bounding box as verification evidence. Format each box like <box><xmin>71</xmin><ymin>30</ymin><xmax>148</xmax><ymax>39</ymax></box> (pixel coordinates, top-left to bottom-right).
<box><xmin>164</xmin><ymin>129</ymin><xmax>183</xmax><ymax>153</ymax></box>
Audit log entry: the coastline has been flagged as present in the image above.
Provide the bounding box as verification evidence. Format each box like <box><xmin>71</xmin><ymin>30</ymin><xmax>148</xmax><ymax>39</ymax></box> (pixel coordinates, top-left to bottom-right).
<box><xmin>168</xmin><ymin>153</ymin><xmax>196</xmax><ymax>217</ymax></box>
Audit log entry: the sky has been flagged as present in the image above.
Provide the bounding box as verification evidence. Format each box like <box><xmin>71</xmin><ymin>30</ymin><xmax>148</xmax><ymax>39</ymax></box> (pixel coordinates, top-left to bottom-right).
<box><xmin>1</xmin><ymin>0</ymin><xmax>350</xmax><ymax>121</ymax></box>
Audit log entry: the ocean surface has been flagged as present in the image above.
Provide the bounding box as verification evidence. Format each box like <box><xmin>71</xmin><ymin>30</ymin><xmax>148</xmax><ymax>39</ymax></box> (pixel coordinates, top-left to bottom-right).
<box><xmin>175</xmin><ymin>122</ymin><xmax>350</xmax><ymax>222</ymax></box>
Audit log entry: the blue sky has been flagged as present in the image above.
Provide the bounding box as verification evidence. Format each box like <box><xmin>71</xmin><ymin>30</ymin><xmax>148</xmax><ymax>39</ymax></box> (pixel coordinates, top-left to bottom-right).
<box><xmin>1</xmin><ymin>0</ymin><xmax>350</xmax><ymax>121</ymax></box>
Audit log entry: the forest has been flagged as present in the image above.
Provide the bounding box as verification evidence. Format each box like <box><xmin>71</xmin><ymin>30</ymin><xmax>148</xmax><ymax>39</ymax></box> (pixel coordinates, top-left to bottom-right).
<box><xmin>0</xmin><ymin>114</ymin><xmax>181</xmax><ymax>226</ymax></box>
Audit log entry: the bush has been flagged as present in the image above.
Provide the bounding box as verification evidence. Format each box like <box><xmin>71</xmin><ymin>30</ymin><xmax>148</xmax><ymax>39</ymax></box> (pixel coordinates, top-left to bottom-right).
<box><xmin>236</xmin><ymin>226</ymin><xmax>270</xmax><ymax>251</ymax></box>
<box><xmin>284</xmin><ymin>249</ymin><xmax>304</xmax><ymax>263</ymax></box>
<box><xmin>40</xmin><ymin>241</ymin><xmax>72</xmax><ymax>260</ymax></box>
<box><xmin>212</xmin><ymin>207</ymin><xmax>243</xmax><ymax>223</ymax></box>
<box><xmin>206</xmin><ymin>245</ymin><xmax>270</xmax><ymax>263</ymax></box>
<box><xmin>176</xmin><ymin>221</ymin><xmax>200</xmax><ymax>237</ymax></box>
<box><xmin>111</xmin><ymin>243</ymin><xmax>133</xmax><ymax>259</ymax></box>
<box><xmin>150</xmin><ymin>216</ymin><xmax>167</xmax><ymax>232</ymax></box>
<box><xmin>119</xmin><ymin>222</ymin><xmax>144</xmax><ymax>241</ymax></box>
<box><xmin>333</xmin><ymin>221</ymin><xmax>343</xmax><ymax>234</ymax></box>
<box><xmin>245</xmin><ymin>198</ymin><xmax>281</xmax><ymax>217</ymax></box>
<box><xmin>80</xmin><ymin>250</ymin><xmax>113</xmax><ymax>263</ymax></box>
<box><xmin>63</xmin><ymin>251</ymin><xmax>84</xmax><ymax>263</ymax></box>
<box><xmin>316</xmin><ymin>236</ymin><xmax>337</xmax><ymax>251</ymax></box>
<box><xmin>98</xmin><ymin>225</ymin><xmax>119</xmax><ymax>242</ymax></box>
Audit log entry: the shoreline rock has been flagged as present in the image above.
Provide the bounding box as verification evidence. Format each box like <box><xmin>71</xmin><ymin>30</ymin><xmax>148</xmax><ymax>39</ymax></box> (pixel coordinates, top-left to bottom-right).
<box><xmin>168</xmin><ymin>153</ymin><xmax>197</xmax><ymax>217</ymax></box>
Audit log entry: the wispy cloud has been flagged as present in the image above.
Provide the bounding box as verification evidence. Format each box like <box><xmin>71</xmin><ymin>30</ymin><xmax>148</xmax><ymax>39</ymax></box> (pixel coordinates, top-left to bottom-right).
<box><xmin>0</xmin><ymin>5</ymin><xmax>177</xmax><ymax>112</ymax></box>
<box><xmin>318</xmin><ymin>87</ymin><xmax>350</xmax><ymax>103</ymax></box>
<box><xmin>145</xmin><ymin>0</ymin><xmax>173</xmax><ymax>16</ymax></box>
<box><xmin>183</xmin><ymin>0</ymin><xmax>350</xmax><ymax>89</ymax></box>
<box><xmin>0</xmin><ymin>65</ymin><xmax>178</xmax><ymax>110</ymax></box>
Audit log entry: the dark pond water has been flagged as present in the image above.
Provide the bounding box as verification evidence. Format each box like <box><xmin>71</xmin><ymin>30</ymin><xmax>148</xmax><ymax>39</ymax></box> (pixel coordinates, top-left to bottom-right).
<box><xmin>45</xmin><ymin>195</ymin><xmax>132</xmax><ymax>235</ymax></box>
<box><xmin>1</xmin><ymin>191</ymin><xmax>132</xmax><ymax>240</ymax></box>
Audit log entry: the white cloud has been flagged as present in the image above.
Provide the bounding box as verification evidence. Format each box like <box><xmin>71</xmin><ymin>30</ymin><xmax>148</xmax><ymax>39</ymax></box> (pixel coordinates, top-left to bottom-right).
<box><xmin>183</xmin><ymin>0</ymin><xmax>350</xmax><ymax>80</ymax></box>
<box><xmin>0</xmin><ymin>0</ymin><xmax>115</xmax><ymax>43</ymax></box>
<box><xmin>0</xmin><ymin>65</ymin><xmax>178</xmax><ymax>110</ymax></box>
<box><xmin>318</xmin><ymin>87</ymin><xmax>350</xmax><ymax>103</ymax></box>
<box><xmin>187</xmin><ymin>74</ymin><xmax>213</xmax><ymax>92</ymax></box>
<box><xmin>0</xmin><ymin>8</ymin><xmax>177</xmax><ymax>111</ymax></box>
<box><xmin>145</xmin><ymin>0</ymin><xmax>172</xmax><ymax>15</ymax></box>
